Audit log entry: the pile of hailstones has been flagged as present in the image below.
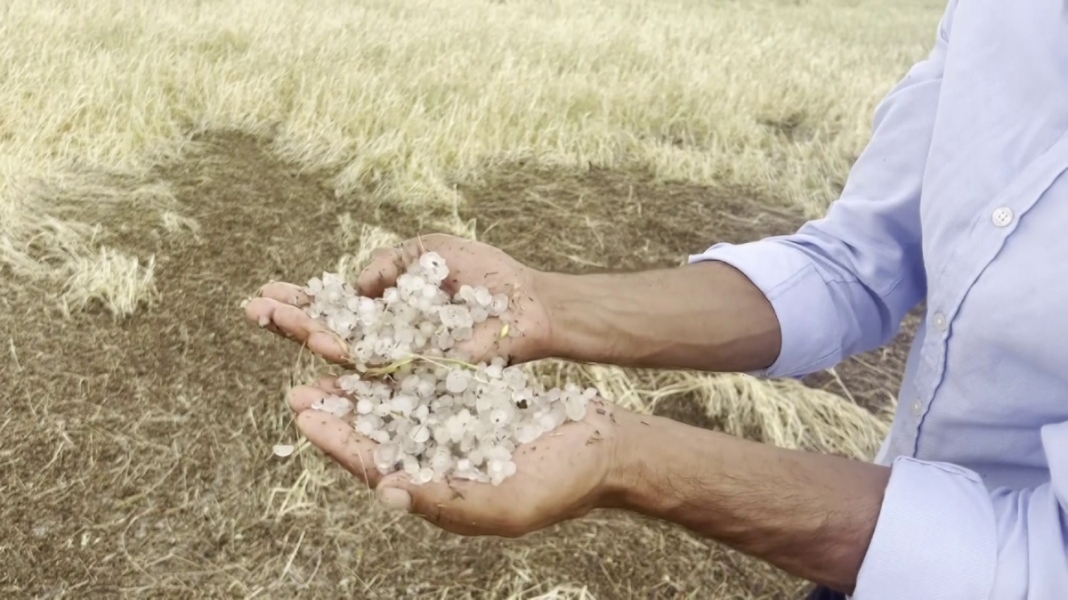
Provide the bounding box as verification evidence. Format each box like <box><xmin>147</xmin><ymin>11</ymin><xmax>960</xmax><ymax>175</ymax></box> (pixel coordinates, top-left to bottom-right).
<box><xmin>298</xmin><ymin>252</ymin><xmax>596</xmax><ymax>486</ymax></box>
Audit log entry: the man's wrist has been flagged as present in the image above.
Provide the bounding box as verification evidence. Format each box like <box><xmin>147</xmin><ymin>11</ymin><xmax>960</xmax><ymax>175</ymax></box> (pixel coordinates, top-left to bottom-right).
<box><xmin>595</xmin><ymin>410</ymin><xmax>690</xmax><ymax>515</ymax></box>
<box><xmin>530</xmin><ymin>269</ymin><xmax>591</xmax><ymax>363</ymax></box>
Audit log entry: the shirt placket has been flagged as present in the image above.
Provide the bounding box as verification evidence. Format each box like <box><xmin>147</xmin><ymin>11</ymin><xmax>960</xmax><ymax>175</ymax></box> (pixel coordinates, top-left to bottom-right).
<box><xmin>905</xmin><ymin>138</ymin><xmax>1068</xmax><ymax>457</ymax></box>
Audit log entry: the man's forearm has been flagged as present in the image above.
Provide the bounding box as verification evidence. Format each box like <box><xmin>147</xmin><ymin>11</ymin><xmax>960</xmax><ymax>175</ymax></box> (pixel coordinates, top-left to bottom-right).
<box><xmin>535</xmin><ymin>261</ymin><xmax>781</xmax><ymax>373</ymax></box>
<box><xmin>602</xmin><ymin>411</ymin><xmax>891</xmax><ymax>594</ymax></box>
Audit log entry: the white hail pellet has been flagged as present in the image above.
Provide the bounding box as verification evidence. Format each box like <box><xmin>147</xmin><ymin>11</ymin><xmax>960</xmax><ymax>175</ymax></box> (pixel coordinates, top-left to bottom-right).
<box><xmin>298</xmin><ymin>251</ymin><xmax>597</xmax><ymax>486</ymax></box>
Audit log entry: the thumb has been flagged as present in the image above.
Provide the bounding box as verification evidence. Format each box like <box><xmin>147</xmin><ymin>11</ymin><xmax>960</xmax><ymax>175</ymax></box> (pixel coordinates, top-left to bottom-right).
<box><xmin>375</xmin><ymin>472</ymin><xmax>415</xmax><ymax>512</ymax></box>
<box><xmin>376</xmin><ymin>472</ymin><xmax>476</xmax><ymax>532</ymax></box>
<box><xmin>354</xmin><ymin>241</ymin><xmax>420</xmax><ymax>298</ymax></box>
<box><xmin>375</xmin><ymin>485</ymin><xmax>413</xmax><ymax>512</ymax></box>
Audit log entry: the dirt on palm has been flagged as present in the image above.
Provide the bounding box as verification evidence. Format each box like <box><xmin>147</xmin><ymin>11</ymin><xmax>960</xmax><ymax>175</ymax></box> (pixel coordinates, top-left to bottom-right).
<box><xmin>1</xmin><ymin>132</ymin><xmax>916</xmax><ymax>599</ymax></box>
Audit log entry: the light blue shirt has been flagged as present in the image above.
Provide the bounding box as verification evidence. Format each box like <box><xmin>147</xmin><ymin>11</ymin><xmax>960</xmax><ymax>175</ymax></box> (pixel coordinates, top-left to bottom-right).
<box><xmin>689</xmin><ymin>1</ymin><xmax>1068</xmax><ymax>598</ymax></box>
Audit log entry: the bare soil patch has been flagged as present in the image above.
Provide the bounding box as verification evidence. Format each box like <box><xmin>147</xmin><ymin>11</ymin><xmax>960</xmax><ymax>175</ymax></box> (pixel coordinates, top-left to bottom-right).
<box><xmin>458</xmin><ymin>163</ymin><xmax>801</xmax><ymax>274</ymax></box>
<box><xmin>2</xmin><ymin>133</ymin><xmax>914</xmax><ymax>598</ymax></box>
<box><xmin>1</xmin><ymin>131</ymin><xmax>354</xmax><ymax>597</ymax></box>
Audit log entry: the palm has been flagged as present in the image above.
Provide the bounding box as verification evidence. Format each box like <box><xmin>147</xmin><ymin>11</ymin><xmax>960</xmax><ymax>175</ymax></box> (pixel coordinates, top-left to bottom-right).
<box><xmin>251</xmin><ymin>234</ymin><xmax>602</xmax><ymax>536</ymax></box>
<box><xmin>289</xmin><ymin>377</ymin><xmax>621</xmax><ymax>537</ymax></box>
<box><xmin>245</xmin><ymin>233</ymin><xmax>550</xmax><ymax>367</ymax></box>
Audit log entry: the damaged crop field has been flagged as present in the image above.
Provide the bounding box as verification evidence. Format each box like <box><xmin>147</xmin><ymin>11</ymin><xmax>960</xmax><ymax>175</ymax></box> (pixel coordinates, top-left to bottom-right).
<box><xmin>1</xmin><ymin>1</ymin><xmax>941</xmax><ymax>598</ymax></box>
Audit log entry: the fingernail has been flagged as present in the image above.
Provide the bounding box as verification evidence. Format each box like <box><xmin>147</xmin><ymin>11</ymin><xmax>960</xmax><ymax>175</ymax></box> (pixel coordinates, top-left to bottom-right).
<box><xmin>258</xmin><ymin>315</ymin><xmax>270</xmax><ymax>327</ymax></box>
<box><xmin>376</xmin><ymin>486</ymin><xmax>412</xmax><ymax>512</ymax></box>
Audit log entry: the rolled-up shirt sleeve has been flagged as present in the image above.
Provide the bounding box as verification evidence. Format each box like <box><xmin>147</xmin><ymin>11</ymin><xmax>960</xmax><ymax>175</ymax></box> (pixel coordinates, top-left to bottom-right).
<box><xmin>689</xmin><ymin>0</ymin><xmax>959</xmax><ymax>379</ymax></box>
<box><xmin>852</xmin><ymin>420</ymin><xmax>1068</xmax><ymax>599</ymax></box>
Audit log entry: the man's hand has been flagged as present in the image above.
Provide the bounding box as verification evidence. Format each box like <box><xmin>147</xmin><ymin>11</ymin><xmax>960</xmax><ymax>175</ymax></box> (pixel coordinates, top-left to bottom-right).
<box><xmin>288</xmin><ymin>376</ymin><xmax>625</xmax><ymax>537</ymax></box>
<box><xmin>244</xmin><ymin>233</ymin><xmax>554</xmax><ymax>367</ymax></box>
<box><xmin>290</xmin><ymin>371</ymin><xmax>890</xmax><ymax>592</ymax></box>
<box><xmin>246</xmin><ymin>231</ymin><xmax>783</xmax><ymax>375</ymax></box>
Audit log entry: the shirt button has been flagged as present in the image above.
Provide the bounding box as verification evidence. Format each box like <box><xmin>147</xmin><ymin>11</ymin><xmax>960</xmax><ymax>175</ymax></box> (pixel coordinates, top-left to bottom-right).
<box><xmin>933</xmin><ymin>312</ymin><xmax>948</xmax><ymax>331</ymax></box>
<box><xmin>912</xmin><ymin>400</ymin><xmax>922</xmax><ymax>416</ymax></box>
<box><xmin>992</xmin><ymin>206</ymin><xmax>1014</xmax><ymax>227</ymax></box>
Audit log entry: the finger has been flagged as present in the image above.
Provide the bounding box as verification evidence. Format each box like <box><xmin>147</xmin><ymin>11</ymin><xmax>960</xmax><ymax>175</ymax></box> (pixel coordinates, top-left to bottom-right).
<box><xmin>375</xmin><ymin>472</ymin><xmax>470</xmax><ymax>530</ymax></box>
<box><xmin>354</xmin><ymin>241</ymin><xmax>421</xmax><ymax>298</ymax></box>
<box><xmin>376</xmin><ymin>471</ymin><xmax>512</xmax><ymax>536</ymax></box>
<box><xmin>287</xmin><ymin>383</ymin><xmax>343</xmax><ymax>412</ymax></box>
<box><xmin>295</xmin><ymin>411</ymin><xmax>382</xmax><ymax>487</ymax></box>
<box><xmin>267</xmin><ymin>302</ymin><xmax>322</xmax><ymax>341</ymax></box>
<box><xmin>245</xmin><ymin>296</ymin><xmax>317</xmax><ymax>337</ymax></box>
<box><xmin>376</xmin><ymin>486</ymin><xmax>414</xmax><ymax>512</ymax></box>
<box><xmin>258</xmin><ymin>281</ymin><xmax>312</xmax><ymax>307</ymax></box>
<box><xmin>245</xmin><ymin>296</ymin><xmax>284</xmax><ymax>329</ymax></box>
<box><xmin>263</xmin><ymin>301</ymin><xmax>350</xmax><ymax>363</ymax></box>
<box><xmin>245</xmin><ymin>283</ymin><xmax>311</xmax><ymax>336</ymax></box>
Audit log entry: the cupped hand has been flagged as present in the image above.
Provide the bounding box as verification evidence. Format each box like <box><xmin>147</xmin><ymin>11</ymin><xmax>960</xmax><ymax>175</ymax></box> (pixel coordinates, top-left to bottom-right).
<box><xmin>288</xmin><ymin>376</ymin><xmax>626</xmax><ymax>538</ymax></box>
<box><xmin>244</xmin><ymin>233</ymin><xmax>553</xmax><ymax>367</ymax></box>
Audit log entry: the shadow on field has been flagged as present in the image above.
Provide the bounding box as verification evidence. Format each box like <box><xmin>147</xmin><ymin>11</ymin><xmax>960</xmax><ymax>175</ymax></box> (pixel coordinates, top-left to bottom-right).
<box><xmin>1</xmin><ymin>132</ymin><xmax>916</xmax><ymax>598</ymax></box>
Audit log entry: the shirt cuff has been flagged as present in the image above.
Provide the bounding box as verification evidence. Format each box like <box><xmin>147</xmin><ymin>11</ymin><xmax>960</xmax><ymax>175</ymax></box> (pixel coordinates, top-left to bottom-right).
<box><xmin>852</xmin><ymin>457</ymin><xmax>997</xmax><ymax>600</ymax></box>
<box><xmin>687</xmin><ymin>241</ymin><xmax>843</xmax><ymax>379</ymax></box>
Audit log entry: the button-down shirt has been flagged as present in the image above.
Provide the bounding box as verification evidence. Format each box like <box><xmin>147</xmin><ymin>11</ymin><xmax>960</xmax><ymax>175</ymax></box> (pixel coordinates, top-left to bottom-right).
<box><xmin>689</xmin><ymin>1</ymin><xmax>1068</xmax><ymax>598</ymax></box>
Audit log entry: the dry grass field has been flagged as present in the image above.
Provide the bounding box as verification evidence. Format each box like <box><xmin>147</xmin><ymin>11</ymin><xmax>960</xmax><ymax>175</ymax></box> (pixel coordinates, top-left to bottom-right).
<box><xmin>1</xmin><ymin>0</ymin><xmax>942</xmax><ymax>597</ymax></box>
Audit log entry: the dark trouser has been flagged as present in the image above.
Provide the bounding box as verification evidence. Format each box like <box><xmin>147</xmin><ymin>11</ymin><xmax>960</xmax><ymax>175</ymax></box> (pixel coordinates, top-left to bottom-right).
<box><xmin>804</xmin><ymin>585</ymin><xmax>847</xmax><ymax>600</ymax></box>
